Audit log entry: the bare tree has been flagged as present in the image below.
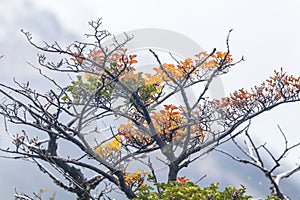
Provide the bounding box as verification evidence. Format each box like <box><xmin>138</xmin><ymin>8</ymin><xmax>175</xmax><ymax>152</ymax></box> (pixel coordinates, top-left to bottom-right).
<box><xmin>1</xmin><ymin>19</ymin><xmax>300</xmax><ymax>199</ymax></box>
<box><xmin>216</xmin><ymin>124</ymin><xmax>300</xmax><ymax>199</ymax></box>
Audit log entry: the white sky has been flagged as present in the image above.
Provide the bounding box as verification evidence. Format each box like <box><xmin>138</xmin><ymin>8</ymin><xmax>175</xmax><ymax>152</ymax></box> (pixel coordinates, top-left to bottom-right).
<box><xmin>28</xmin><ymin>0</ymin><xmax>300</xmax><ymax>87</ymax></box>
<box><xmin>1</xmin><ymin>0</ymin><xmax>300</xmax><ymax>198</ymax></box>
<box><xmin>28</xmin><ymin>0</ymin><xmax>300</xmax><ymax>160</ymax></box>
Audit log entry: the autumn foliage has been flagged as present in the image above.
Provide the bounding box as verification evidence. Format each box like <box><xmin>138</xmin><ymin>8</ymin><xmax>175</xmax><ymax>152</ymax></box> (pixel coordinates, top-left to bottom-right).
<box><xmin>1</xmin><ymin>20</ymin><xmax>300</xmax><ymax>199</ymax></box>
<box><xmin>66</xmin><ymin>44</ymin><xmax>300</xmax><ymax>199</ymax></box>
<box><xmin>66</xmin><ymin>49</ymin><xmax>230</xmax><ymax>154</ymax></box>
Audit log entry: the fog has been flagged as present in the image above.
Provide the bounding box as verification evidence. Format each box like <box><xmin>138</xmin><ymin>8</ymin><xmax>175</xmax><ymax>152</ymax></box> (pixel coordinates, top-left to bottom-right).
<box><xmin>1</xmin><ymin>0</ymin><xmax>300</xmax><ymax>199</ymax></box>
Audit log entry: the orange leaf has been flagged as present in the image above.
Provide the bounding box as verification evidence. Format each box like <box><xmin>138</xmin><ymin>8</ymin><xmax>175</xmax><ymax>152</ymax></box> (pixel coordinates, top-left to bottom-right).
<box><xmin>177</xmin><ymin>176</ymin><xmax>190</xmax><ymax>183</ymax></box>
<box><xmin>129</xmin><ymin>54</ymin><xmax>137</xmax><ymax>59</ymax></box>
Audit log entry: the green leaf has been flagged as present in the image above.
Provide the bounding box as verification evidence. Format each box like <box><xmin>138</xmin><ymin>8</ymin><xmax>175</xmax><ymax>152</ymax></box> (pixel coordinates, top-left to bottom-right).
<box><xmin>61</xmin><ymin>95</ymin><xmax>69</xmax><ymax>100</ymax></box>
<box><xmin>66</xmin><ymin>86</ymin><xmax>74</xmax><ymax>92</ymax></box>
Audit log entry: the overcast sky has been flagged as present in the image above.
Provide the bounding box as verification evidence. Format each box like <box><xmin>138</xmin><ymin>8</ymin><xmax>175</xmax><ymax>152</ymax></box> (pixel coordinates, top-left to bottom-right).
<box><xmin>1</xmin><ymin>0</ymin><xmax>300</xmax><ymax>199</ymax></box>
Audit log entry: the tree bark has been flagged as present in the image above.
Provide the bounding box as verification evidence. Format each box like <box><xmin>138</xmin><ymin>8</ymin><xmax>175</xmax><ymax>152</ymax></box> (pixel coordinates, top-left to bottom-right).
<box><xmin>115</xmin><ymin>171</ymin><xmax>137</xmax><ymax>199</ymax></box>
<box><xmin>168</xmin><ymin>162</ymin><xmax>179</xmax><ymax>182</ymax></box>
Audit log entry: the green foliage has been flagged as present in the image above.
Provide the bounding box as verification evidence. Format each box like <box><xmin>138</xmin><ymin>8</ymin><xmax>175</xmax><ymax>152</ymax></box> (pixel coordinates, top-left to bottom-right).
<box><xmin>134</xmin><ymin>181</ymin><xmax>252</xmax><ymax>200</ymax></box>
<box><xmin>265</xmin><ymin>195</ymin><xmax>281</xmax><ymax>200</ymax></box>
<box><xmin>63</xmin><ymin>74</ymin><xmax>115</xmax><ymax>104</ymax></box>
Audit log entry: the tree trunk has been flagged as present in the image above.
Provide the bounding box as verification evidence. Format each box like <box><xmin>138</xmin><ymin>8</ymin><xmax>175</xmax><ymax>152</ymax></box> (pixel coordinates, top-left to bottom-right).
<box><xmin>115</xmin><ymin>171</ymin><xmax>137</xmax><ymax>199</ymax></box>
<box><xmin>168</xmin><ymin>162</ymin><xmax>179</xmax><ymax>182</ymax></box>
<box><xmin>76</xmin><ymin>191</ymin><xmax>90</xmax><ymax>200</ymax></box>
